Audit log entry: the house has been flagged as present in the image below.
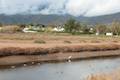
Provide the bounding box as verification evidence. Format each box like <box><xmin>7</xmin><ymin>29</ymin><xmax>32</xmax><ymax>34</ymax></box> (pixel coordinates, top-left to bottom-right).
<box><xmin>0</xmin><ymin>27</ymin><xmax>2</xmax><ymax>31</ymax></box>
<box><xmin>53</xmin><ymin>27</ymin><xmax>64</xmax><ymax>32</ymax></box>
<box><xmin>22</xmin><ymin>28</ymin><xmax>36</xmax><ymax>33</ymax></box>
<box><xmin>96</xmin><ymin>32</ymin><xmax>100</xmax><ymax>35</ymax></box>
<box><xmin>106</xmin><ymin>32</ymin><xmax>113</xmax><ymax>36</ymax></box>
<box><xmin>52</xmin><ymin>25</ymin><xmax>64</xmax><ymax>32</ymax></box>
<box><xmin>23</xmin><ymin>24</ymin><xmax>46</xmax><ymax>33</ymax></box>
<box><xmin>29</xmin><ymin>24</ymin><xmax>45</xmax><ymax>31</ymax></box>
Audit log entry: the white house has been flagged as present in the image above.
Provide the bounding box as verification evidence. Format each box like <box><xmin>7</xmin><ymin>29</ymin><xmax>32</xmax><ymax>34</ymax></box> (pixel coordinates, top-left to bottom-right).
<box><xmin>0</xmin><ymin>27</ymin><xmax>2</xmax><ymax>31</ymax></box>
<box><xmin>96</xmin><ymin>32</ymin><xmax>99</xmax><ymax>35</ymax></box>
<box><xmin>22</xmin><ymin>28</ymin><xmax>36</xmax><ymax>33</ymax></box>
<box><xmin>53</xmin><ymin>27</ymin><xmax>64</xmax><ymax>32</ymax></box>
<box><xmin>106</xmin><ymin>32</ymin><xmax>113</xmax><ymax>36</ymax></box>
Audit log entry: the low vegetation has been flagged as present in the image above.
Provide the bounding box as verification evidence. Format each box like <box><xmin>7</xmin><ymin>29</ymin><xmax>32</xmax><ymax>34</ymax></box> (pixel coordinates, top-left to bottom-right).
<box><xmin>64</xmin><ymin>40</ymin><xmax>72</xmax><ymax>44</ymax></box>
<box><xmin>90</xmin><ymin>40</ymin><xmax>101</xmax><ymax>43</ymax></box>
<box><xmin>34</xmin><ymin>40</ymin><xmax>46</xmax><ymax>44</ymax></box>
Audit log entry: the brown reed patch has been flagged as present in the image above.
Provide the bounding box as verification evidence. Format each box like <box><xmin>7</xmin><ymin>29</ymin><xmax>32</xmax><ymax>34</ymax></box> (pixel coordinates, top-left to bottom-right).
<box><xmin>0</xmin><ymin>44</ymin><xmax>120</xmax><ymax>56</ymax></box>
<box><xmin>87</xmin><ymin>74</ymin><xmax>112</xmax><ymax>80</ymax></box>
<box><xmin>0</xmin><ymin>44</ymin><xmax>119</xmax><ymax>57</ymax></box>
<box><xmin>87</xmin><ymin>69</ymin><xmax>120</xmax><ymax>80</ymax></box>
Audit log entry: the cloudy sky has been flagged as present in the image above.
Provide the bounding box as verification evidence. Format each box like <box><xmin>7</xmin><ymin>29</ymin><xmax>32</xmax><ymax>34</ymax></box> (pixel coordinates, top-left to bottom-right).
<box><xmin>0</xmin><ymin>0</ymin><xmax>120</xmax><ymax>17</ymax></box>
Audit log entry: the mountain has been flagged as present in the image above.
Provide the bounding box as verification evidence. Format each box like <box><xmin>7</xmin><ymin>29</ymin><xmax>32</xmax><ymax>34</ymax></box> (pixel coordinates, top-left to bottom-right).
<box><xmin>0</xmin><ymin>12</ymin><xmax>120</xmax><ymax>25</ymax></box>
<box><xmin>0</xmin><ymin>14</ymin><xmax>72</xmax><ymax>25</ymax></box>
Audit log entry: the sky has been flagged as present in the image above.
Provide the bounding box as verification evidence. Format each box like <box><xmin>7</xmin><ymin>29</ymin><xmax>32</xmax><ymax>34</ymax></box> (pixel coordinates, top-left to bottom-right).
<box><xmin>0</xmin><ymin>0</ymin><xmax>120</xmax><ymax>17</ymax></box>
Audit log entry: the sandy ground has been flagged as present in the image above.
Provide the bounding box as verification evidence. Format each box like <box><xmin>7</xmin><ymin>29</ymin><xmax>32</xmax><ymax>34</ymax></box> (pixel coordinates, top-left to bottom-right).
<box><xmin>0</xmin><ymin>41</ymin><xmax>117</xmax><ymax>48</ymax></box>
<box><xmin>0</xmin><ymin>36</ymin><xmax>119</xmax><ymax>48</ymax></box>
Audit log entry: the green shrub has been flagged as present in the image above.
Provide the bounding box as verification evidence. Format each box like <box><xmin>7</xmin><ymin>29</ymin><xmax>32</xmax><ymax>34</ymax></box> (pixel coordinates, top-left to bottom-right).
<box><xmin>34</xmin><ymin>40</ymin><xmax>46</xmax><ymax>44</ymax></box>
<box><xmin>64</xmin><ymin>40</ymin><xmax>72</xmax><ymax>44</ymax></box>
<box><xmin>90</xmin><ymin>40</ymin><xmax>101</xmax><ymax>43</ymax></box>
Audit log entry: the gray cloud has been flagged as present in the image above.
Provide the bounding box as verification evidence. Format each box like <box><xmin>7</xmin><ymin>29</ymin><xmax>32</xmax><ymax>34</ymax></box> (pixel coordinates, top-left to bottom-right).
<box><xmin>0</xmin><ymin>0</ymin><xmax>120</xmax><ymax>17</ymax></box>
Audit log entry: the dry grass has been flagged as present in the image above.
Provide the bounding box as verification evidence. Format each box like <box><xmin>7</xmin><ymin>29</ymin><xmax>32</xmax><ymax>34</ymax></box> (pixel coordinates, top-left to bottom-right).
<box><xmin>0</xmin><ymin>47</ymin><xmax>48</xmax><ymax>56</ymax></box>
<box><xmin>0</xmin><ymin>33</ymin><xmax>120</xmax><ymax>43</ymax></box>
<box><xmin>87</xmin><ymin>69</ymin><xmax>120</xmax><ymax>80</ymax></box>
<box><xmin>1</xmin><ymin>25</ymin><xmax>22</xmax><ymax>33</ymax></box>
<box><xmin>87</xmin><ymin>74</ymin><xmax>112</xmax><ymax>80</ymax></box>
<box><xmin>64</xmin><ymin>40</ymin><xmax>72</xmax><ymax>44</ymax></box>
<box><xmin>34</xmin><ymin>39</ymin><xmax>46</xmax><ymax>44</ymax></box>
<box><xmin>90</xmin><ymin>40</ymin><xmax>101</xmax><ymax>43</ymax></box>
<box><xmin>0</xmin><ymin>44</ymin><xmax>119</xmax><ymax>57</ymax></box>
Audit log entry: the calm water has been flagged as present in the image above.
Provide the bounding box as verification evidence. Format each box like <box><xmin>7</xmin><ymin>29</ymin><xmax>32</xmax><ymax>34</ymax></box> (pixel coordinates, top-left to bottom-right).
<box><xmin>0</xmin><ymin>58</ymin><xmax>120</xmax><ymax>80</ymax></box>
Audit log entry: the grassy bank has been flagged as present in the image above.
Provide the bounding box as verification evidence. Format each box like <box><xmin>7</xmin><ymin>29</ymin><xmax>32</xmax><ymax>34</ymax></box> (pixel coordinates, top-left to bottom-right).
<box><xmin>0</xmin><ymin>43</ymin><xmax>119</xmax><ymax>57</ymax></box>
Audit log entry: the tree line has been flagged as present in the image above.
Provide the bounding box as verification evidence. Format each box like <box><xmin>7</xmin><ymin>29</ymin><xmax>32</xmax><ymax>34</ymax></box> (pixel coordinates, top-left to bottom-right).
<box><xmin>0</xmin><ymin>18</ymin><xmax>120</xmax><ymax>35</ymax></box>
<box><xmin>64</xmin><ymin>18</ymin><xmax>120</xmax><ymax>35</ymax></box>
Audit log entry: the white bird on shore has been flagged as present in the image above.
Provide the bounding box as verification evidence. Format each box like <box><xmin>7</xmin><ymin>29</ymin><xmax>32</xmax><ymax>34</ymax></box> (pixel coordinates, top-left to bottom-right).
<box><xmin>32</xmin><ymin>62</ymin><xmax>35</xmax><ymax>64</ymax></box>
<box><xmin>68</xmin><ymin>56</ymin><xmax>72</xmax><ymax>59</ymax></box>
<box><xmin>68</xmin><ymin>56</ymin><xmax>72</xmax><ymax>62</ymax></box>
<box><xmin>23</xmin><ymin>64</ymin><xmax>27</xmax><ymax>67</ymax></box>
<box><xmin>68</xmin><ymin>60</ymin><xmax>71</xmax><ymax>62</ymax></box>
<box><xmin>11</xmin><ymin>66</ymin><xmax>15</xmax><ymax>69</ymax></box>
<box><xmin>37</xmin><ymin>63</ymin><xmax>41</xmax><ymax>65</ymax></box>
